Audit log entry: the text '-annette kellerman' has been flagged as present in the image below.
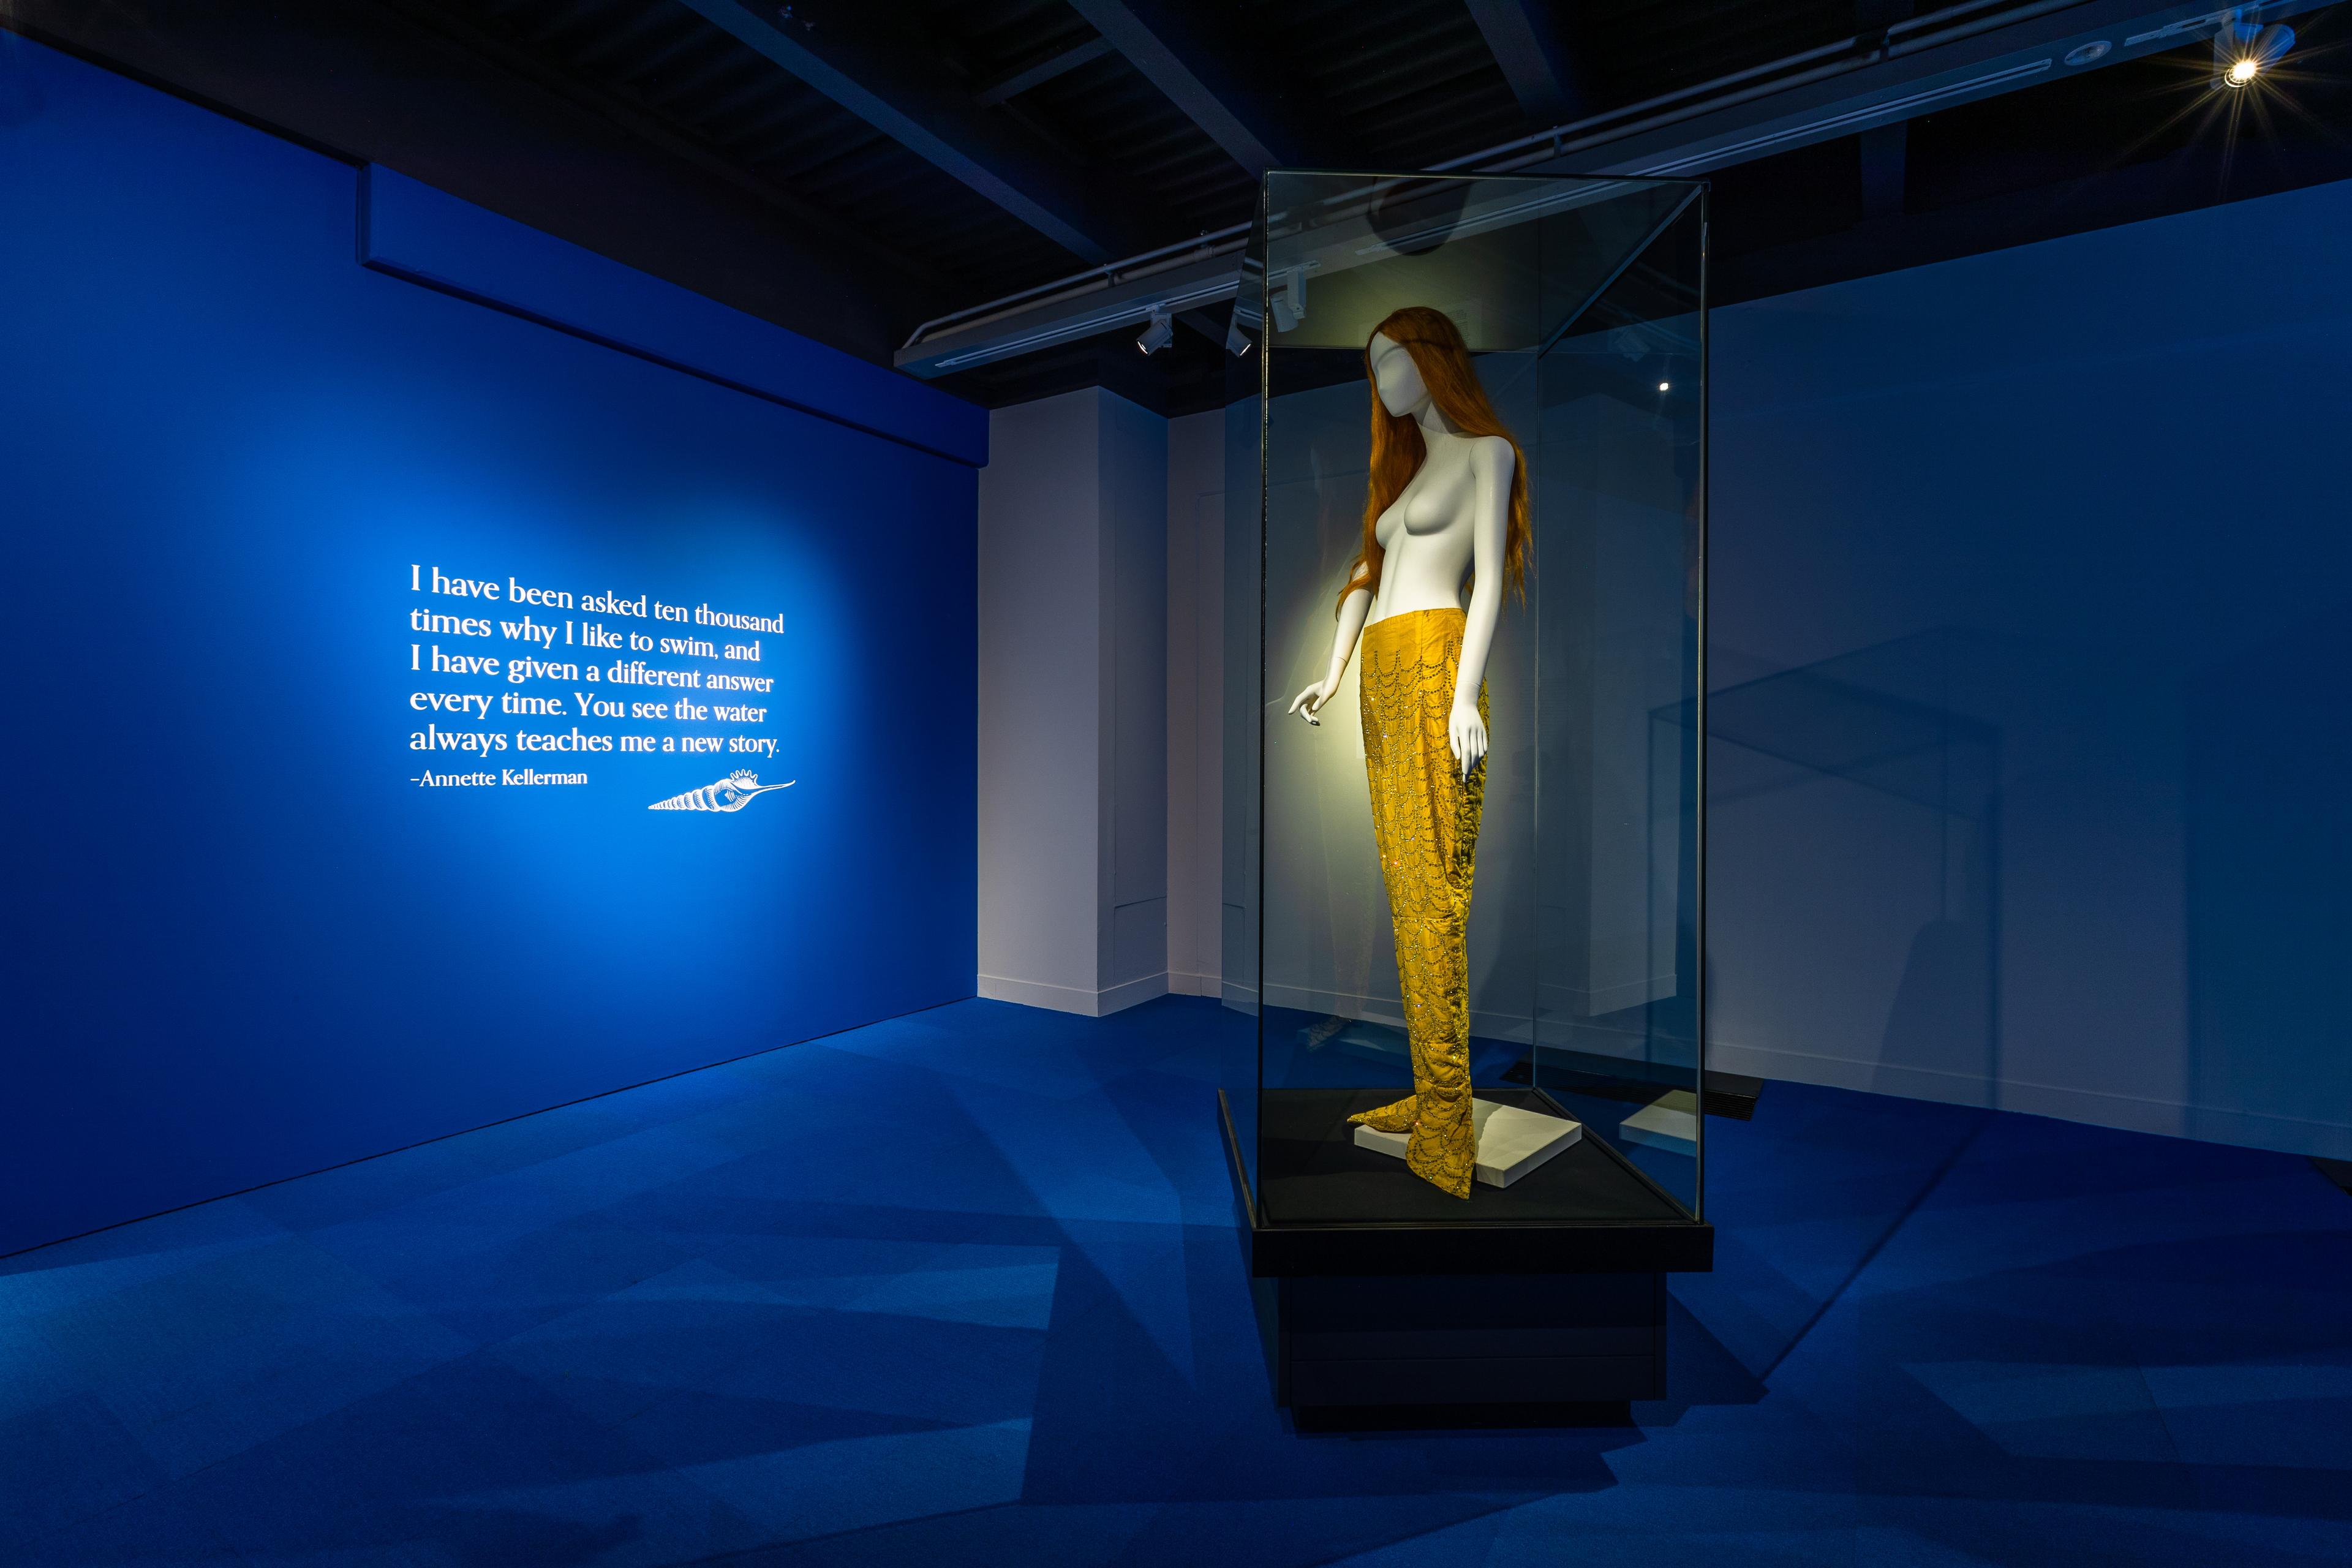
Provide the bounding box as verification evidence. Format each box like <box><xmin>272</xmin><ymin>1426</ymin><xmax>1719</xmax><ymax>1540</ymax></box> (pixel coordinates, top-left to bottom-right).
<box><xmin>405</xmin><ymin>565</ymin><xmax>785</xmax><ymax>788</ymax></box>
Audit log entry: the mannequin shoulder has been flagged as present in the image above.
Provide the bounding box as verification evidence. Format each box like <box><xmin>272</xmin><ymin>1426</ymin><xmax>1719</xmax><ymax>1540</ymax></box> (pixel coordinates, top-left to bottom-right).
<box><xmin>1465</xmin><ymin>434</ymin><xmax>1516</xmax><ymax>477</ymax></box>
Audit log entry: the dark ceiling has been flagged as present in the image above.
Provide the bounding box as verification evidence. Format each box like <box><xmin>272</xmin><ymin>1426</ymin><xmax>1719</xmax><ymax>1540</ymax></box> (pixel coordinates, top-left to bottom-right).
<box><xmin>15</xmin><ymin>0</ymin><xmax>2352</xmax><ymax>413</ymax></box>
<box><xmin>404</xmin><ymin>0</ymin><xmax>1877</xmax><ymax>306</ymax></box>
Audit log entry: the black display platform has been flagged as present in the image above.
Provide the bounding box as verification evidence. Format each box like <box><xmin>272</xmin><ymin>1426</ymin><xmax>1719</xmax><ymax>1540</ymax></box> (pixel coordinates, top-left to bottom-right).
<box><xmin>1262</xmin><ymin>1269</ymin><xmax>1669</xmax><ymax>1409</ymax></box>
<box><xmin>1223</xmin><ymin>1090</ymin><xmax>1710</xmax><ymax>1410</ymax></box>
<box><xmin>1224</xmin><ymin>1090</ymin><xmax>1713</xmax><ymax>1276</ymax></box>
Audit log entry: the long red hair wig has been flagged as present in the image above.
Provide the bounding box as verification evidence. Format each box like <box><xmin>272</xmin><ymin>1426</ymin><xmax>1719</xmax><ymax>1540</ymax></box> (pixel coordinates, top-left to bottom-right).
<box><xmin>1338</xmin><ymin>305</ymin><xmax>1529</xmax><ymax>614</ymax></box>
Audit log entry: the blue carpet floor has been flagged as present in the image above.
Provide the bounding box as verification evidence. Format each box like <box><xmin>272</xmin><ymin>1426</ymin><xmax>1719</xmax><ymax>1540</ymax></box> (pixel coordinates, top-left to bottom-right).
<box><xmin>3</xmin><ymin>995</ymin><xmax>2348</xmax><ymax>1566</ymax></box>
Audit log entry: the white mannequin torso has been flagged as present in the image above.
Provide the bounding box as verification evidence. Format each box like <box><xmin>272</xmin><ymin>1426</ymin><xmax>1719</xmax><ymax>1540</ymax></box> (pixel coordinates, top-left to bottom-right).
<box><xmin>1366</xmin><ymin>424</ymin><xmax>1487</xmax><ymax>625</ymax></box>
<box><xmin>1286</xmin><ymin>329</ymin><xmax>1515</xmax><ymax>778</ymax></box>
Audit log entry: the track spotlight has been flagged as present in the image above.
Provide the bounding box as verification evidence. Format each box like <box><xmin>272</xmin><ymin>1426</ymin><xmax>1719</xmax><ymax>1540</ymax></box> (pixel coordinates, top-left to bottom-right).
<box><xmin>1136</xmin><ymin>305</ymin><xmax>1174</xmax><ymax>355</ymax></box>
<box><xmin>1270</xmin><ymin>266</ymin><xmax>1306</xmax><ymax>333</ymax></box>
<box><xmin>2215</xmin><ymin>14</ymin><xmax>2293</xmax><ymax>86</ymax></box>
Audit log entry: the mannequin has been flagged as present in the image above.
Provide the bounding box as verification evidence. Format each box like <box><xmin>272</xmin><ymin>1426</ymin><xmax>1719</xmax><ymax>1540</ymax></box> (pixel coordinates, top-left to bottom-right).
<box><xmin>1286</xmin><ymin>306</ymin><xmax>1529</xmax><ymax>1199</ymax></box>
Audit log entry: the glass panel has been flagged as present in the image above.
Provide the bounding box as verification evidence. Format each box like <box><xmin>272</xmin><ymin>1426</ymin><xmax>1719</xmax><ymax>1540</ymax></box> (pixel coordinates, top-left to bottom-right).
<box><xmin>1529</xmin><ymin>189</ymin><xmax>1708</xmax><ymax>1218</ymax></box>
<box><xmin>1242</xmin><ymin>168</ymin><xmax>1706</xmax><ymax>1227</ymax></box>
<box><xmin>1218</xmin><ymin>238</ymin><xmax>1265</xmax><ymax>1202</ymax></box>
<box><xmin>1700</xmin><ymin>629</ymin><xmax>1999</xmax><ymax>1117</ymax></box>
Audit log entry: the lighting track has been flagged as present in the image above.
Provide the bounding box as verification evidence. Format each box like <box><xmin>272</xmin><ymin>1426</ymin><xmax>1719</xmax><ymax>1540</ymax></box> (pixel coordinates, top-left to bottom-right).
<box><xmin>1629</xmin><ymin>58</ymin><xmax>2057</xmax><ymax>177</ymax></box>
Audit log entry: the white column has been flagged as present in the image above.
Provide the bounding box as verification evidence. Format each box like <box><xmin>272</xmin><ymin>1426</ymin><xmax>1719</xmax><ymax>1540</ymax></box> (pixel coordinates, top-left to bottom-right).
<box><xmin>1166</xmin><ymin>407</ymin><xmax>1226</xmax><ymax>998</ymax></box>
<box><xmin>977</xmin><ymin>387</ymin><xmax>1168</xmax><ymax>1014</ymax></box>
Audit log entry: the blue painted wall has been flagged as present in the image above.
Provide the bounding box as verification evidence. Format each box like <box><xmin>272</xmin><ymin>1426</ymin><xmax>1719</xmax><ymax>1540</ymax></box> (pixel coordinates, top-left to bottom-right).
<box><xmin>358</xmin><ymin>164</ymin><xmax>987</xmax><ymax>467</ymax></box>
<box><xmin>1709</xmin><ymin>175</ymin><xmax>2352</xmax><ymax>1158</ymax></box>
<box><xmin>0</xmin><ymin>39</ymin><xmax>979</xmax><ymax>1254</ymax></box>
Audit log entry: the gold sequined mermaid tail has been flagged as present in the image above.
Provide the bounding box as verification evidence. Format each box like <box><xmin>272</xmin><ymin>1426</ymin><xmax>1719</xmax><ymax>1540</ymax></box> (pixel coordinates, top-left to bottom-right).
<box><xmin>1351</xmin><ymin>1095</ymin><xmax>1418</xmax><ymax>1133</ymax></box>
<box><xmin>1345</xmin><ymin>607</ymin><xmax>1487</xmax><ymax>1199</ymax></box>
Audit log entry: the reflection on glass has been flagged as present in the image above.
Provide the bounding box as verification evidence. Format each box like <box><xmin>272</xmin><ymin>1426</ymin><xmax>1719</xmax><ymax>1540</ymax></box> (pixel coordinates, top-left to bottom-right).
<box><xmin>1694</xmin><ymin>628</ymin><xmax>2000</xmax><ymax>1105</ymax></box>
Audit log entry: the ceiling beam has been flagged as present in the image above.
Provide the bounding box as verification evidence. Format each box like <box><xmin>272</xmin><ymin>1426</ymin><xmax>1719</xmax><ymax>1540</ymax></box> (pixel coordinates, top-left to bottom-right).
<box><xmin>1463</xmin><ymin>0</ymin><xmax>1587</xmax><ymax>124</ymax></box>
<box><xmin>1176</xmin><ymin>307</ymin><xmax>1230</xmax><ymax>345</ymax></box>
<box><xmin>972</xmin><ymin>36</ymin><xmax>1114</xmax><ymax>107</ymax></box>
<box><xmin>380</xmin><ymin>0</ymin><xmax>951</xmax><ymax>292</ymax></box>
<box><xmin>1065</xmin><ymin>0</ymin><xmax>1308</xmax><ymax>177</ymax></box>
<box><xmin>674</xmin><ymin>0</ymin><xmax>1130</xmax><ymax>262</ymax></box>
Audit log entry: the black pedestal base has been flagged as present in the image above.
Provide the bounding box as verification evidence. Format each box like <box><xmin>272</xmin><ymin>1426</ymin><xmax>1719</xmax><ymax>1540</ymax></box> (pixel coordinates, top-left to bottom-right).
<box><xmin>1221</xmin><ymin>1089</ymin><xmax>1708</xmax><ymax>1416</ymax></box>
<box><xmin>1254</xmin><ymin>1268</ymin><xmax>1667</xmax><ymax>1409</ymax></box>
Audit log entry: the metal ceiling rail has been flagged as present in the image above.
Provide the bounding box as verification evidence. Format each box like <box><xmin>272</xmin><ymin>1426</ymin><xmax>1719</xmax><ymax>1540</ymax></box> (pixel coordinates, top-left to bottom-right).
<box><xmin>895</xmin><ymin>223</ymin><xmax>1255</xmax><ymax>355</ymax></box>
<box><xmin>894</xmin><ymin>0</ymin><xmax>2321</xmax><ymax>379</ymax></box>
<box><xmin>1436</xmin><ymin>0</ymin><xmax>2099</xmax><ymax>177</ymax></box>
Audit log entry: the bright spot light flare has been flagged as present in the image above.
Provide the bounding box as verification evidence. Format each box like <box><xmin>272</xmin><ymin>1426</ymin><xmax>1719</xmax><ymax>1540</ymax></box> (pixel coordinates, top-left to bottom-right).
<box><xmin>2217</xmin><ymin>20</ymin><xmax>2293</xmax><ymax>88</ymax></box>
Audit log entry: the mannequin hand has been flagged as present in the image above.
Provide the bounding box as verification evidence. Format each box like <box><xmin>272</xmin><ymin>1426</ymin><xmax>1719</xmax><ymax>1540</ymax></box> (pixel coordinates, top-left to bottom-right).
<box><xmin>1287</xmin><ymin>679</ymin><xmax>1333</xmax><ymax>727</ymax></box>
<box><xmin>1449</xmin><ymin>700</ymin><xmax>1487</xmax><ymax>779</ymax></box>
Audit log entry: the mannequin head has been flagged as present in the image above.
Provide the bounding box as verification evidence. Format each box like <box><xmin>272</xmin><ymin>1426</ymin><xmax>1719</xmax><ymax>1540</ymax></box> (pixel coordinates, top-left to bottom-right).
<box><xmin>1368</xmin><ymin>330</ymin><xmax>1430</xmax><ymax>419</ymax></box>
<box><xmin>1339</xmin><ymin>306</ymin><xmax>1529</xmax><ymax>613</ymax></box>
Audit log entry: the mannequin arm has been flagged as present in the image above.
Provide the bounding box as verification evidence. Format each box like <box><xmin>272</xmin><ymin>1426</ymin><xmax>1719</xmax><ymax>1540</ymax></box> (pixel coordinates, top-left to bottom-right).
<box><xmin>1449</xmin><ymin>439</ymin><xmax>1514</xmax><ymax>775</ymax></box>
<box><xmin>1287</xmin><ymin>575</ymin><xmax>1373</xmax><ymax>725</ymax></box>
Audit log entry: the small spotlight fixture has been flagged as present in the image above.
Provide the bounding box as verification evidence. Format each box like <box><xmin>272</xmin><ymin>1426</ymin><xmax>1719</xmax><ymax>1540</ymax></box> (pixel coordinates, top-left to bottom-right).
<box><xmin>1136</xmin><ymin>305</ymin><xmax>1174</xmax><ymax>355</ymax></box>
<box><xmin>1657</xmin><ymin>380</ymin><xmax>1671</xmax><ymax>392</ymax></box>
<box><xmin>2215</xmin><ymin>13</ymin><xmax>2293</xmax><ymax>87</ymax></box>
<box><xmin>1270</xmin><ymin>266</ymin><xmax>1308</xmax><ymax>333</ymax></box>
<box><xmin>1224</xmin><ymin>315</ymin><xmax>1254</xmax><ymax>357</ymax></box>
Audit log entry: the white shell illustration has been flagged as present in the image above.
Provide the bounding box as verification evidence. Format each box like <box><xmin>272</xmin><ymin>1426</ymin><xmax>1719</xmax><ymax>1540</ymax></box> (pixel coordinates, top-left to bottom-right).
<box><xmin>647</xmin><ymin>769</ymin><xmax>795</xmax><ymax>813</ymax></box>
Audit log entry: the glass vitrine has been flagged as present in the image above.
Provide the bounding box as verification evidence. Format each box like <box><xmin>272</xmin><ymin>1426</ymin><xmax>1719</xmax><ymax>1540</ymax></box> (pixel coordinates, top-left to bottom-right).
<box><xmin>1219</xmin><ymin>168</ymin><xmax>1710</xmax><ymax>1254</ymax></box>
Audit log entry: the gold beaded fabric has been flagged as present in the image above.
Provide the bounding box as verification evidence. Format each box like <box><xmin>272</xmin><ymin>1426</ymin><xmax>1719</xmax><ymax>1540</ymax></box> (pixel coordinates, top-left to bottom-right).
<box><xmin>1346</xmin><ymin>607</ymin><xmax>1487</xmax><ymax>1199</ymax></box>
